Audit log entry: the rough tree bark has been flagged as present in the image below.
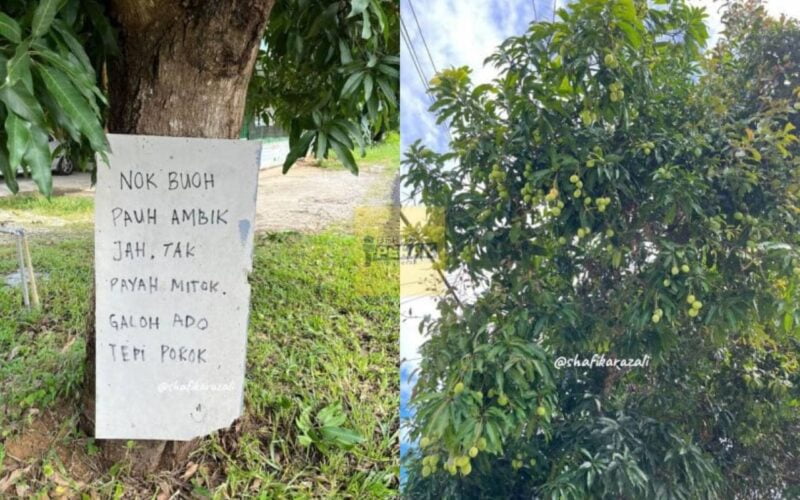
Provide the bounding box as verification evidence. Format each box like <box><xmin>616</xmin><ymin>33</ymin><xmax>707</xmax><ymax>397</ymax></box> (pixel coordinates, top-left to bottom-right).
<box><xmin>80</xmin><ymin>0</ymin><xmax>274</xmax><ymax>474</ymax></box>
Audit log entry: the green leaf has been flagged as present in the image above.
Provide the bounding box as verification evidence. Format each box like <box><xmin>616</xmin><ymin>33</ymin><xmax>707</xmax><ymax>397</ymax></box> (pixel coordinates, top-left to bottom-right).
<box><xmin>6</xmin><ymin>41</ymin><xmax>31</xmax><ymax>87</ymax></box>
<box><xmin>32</xmin><ymin>0</ymin><xmax>62</xmax><ymax>38</ymax></box>
<box><xmin>52</xmin><ymin>21</ymin><xmax>96</xmax><ymax>77</ymax></box>
<box><xmin>0</xmin><ymin>13</ymin><xmax>22</xmax><ymax>43</ymax></box>
<box><xmin>618</xmin><ymin>20</ymin><xmax>642</xmax><ymax>48</ymax></box>
<box><xmin>5</xmin><ymin>112</ymin><xmax>30</xmax><ymax>172</ymax></box>
<box><xmin>364</xmin><ymin>74</ymin><xmax>374</xmax><ymax>101</ymax></box>
<box><xmin>330</xmin><ymin>137</ymin><xmax>358</xmax><ymax>175</ymax></box>
<box><xmin>349</xmin><ymin>0</ymin><xmax>369</xmax><ymax>17</ymax></box>
<box><xmin>361</xmin><ymin>12</ymin><xmax>372</xmax><ymax>40</ymax></box>
<box><xmin>341</xmin><ymin>71</ymin><xmax>364</xmax><ymax>98</ymax></box>
<box><xmin>320</xmin><ymin>426</ymin><xmax>365</xmax><ymax>448</ymax></box>
<box><xmin>283</xmin><ymin>130</ymin><xmax>314</xmax><ymax>173</ymax></box>
<box><xmin>315</xmin><ymin>130</ymin><xmax>327</xmax><ymax>159</ymax></box>
<box><xmin>376</xmin><ymin>76</ymin><xmax>396</xmax><ymax>107</ymax></box>
<box><xmin>0</xmin><ymin>83</ymin><xmax>46</xmax><ymax>127</ymax></box>
<box><xmin>0</xmin><ymin>140</ymin><xmax>19</xmax><ymax>194</ymax></box>
<box><xmin>23</xmin><ymin>125</ymin><xmax>52</xmax><ymax>197</ymax></box>
<box><xmin>338</xmin><ymin>40</ymin><xmax>352</xmax><ymax>64</ymax></box>
<box><xmin>82</xmin><ymin>0</ymin><xmax>118</xmax><ymax>55</ymax></box>
<box><xmin>327</xmin><ymin>124</ymin><xmax>353</xmax><ymax>150</ymax></box>
<box><xmin>32</xmin><ymin>44</ymin><xmax>106</xmax><ymax>110</ymax></box>
<box><xmin>34</xmin><ymin>63</ymin><xmax>107</xmax><ymax>152</ymax></box>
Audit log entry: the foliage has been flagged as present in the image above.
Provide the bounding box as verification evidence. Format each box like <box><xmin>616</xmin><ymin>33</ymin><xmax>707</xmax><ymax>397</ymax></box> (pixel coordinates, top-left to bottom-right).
<box><xmin>296</xmin><ymin>402</ymin><xmax>366</xmax><ymax>453</ymax></box>
<box><xmin>704</xmin><ymin>0</ymin><xmax>800</xmax><ymax>153</ymax></box>
<box><xmin>402</xmin><ymin>0</ymin><xmax>800</xmax><ymax>498</ymax></box>
<box><xmin>318</xmin><ymin>129</ymin><xmax>400</xmax><ymax>170</ymax></box>
<box><xmin>0</xmin><ymin>0</ymin><xmax>113</xmax><ymax>197</ymax></box>
<box><xmin>0</xmin><ymin>0</ymin><xmax>399</xmax><ymax>195</ymax></box>
<box><xmin>251</xmin><ymin>0</ymin><xmax>399</xmax><ymax>174</ymax></box>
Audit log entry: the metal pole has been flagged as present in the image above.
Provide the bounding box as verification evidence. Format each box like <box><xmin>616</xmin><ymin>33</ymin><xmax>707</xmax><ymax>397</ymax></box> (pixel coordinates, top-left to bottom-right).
<box><xmin>15</xmin><ymin>232</ymin><xmax>30</xmax><ymax>308</ymax></box>
<box><xmin>21</xmin><ymin>231</ymin><xmax>39</xmax><ymax>308</ymax></box>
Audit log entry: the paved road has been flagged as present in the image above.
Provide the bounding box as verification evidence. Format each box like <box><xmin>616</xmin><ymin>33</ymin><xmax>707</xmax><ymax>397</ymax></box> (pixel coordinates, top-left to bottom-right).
<box><xmin>0</xmin><ymin>173</ymin><xmax>95</xmax><ymax>197</ymax></box>
<box><xmin>0</xmin><ymin>162</ymin><xmax>396</xmax><ymax>233</ymax></box>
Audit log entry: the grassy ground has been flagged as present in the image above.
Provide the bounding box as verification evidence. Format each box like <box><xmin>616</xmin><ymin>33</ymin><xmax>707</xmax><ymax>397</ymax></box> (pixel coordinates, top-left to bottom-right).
<box><xmin>0</xmin><ymin>159</ymin><xmax>399</xmax><ymax>497</ymax></box>
<box><xmin>318</xmin><ymin>132</ymin><xmax>399</xmax><ymax>172</ymax></box>
<box><xmin>0</xmin><ymin>195</ymin><xmax>94</xmax><ymax>217</ymax></box>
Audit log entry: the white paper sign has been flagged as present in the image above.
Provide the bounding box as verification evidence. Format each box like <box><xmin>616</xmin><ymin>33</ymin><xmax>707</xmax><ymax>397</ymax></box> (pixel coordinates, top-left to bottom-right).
<box><xmin>94</xmin><ymin>134</ymin><xmax>260</xmax><ymax>440</ymax></box>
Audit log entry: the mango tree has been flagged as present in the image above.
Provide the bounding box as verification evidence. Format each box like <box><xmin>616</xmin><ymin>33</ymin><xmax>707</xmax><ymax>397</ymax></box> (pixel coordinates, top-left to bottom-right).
<box><xmin>403</xmin><ymin>0</ymin><xmax>800</xmax><ymax>497</ymax></box>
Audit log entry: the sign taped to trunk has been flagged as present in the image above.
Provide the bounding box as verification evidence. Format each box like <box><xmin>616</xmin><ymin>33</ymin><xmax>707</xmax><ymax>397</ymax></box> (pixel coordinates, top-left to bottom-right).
<box><xmin>94</xmin><ymin>134</ymin><xmax>260</xmax><ymax>440</ymax></box>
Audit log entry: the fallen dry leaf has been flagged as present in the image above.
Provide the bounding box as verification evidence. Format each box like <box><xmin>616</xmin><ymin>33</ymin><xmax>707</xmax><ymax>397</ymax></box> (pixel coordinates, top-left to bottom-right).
<box><xmin>0</xmin><ymin>467</ymin><xmax>27</xmax><ymax>493</ymax></box>
<box><xmin>181</xmin><ymin>461</ymin><xmax>199</xmax><ymax>481</ymax></box>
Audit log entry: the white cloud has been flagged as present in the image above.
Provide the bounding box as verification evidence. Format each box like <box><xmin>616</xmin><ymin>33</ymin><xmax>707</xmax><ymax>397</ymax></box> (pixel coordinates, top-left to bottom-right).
<box><xmin>688</xmin><ymin>0</ymin><xmax>800</xmax><ymax>47</ymax></box>
<box><xmin>763</xmin><ymin>0</ymin><xmax>800</xmax><ymax>19</ymax></box>
<box><xmin>401</xmin><ymin>0</ymin><xmax>539</xmax><ymax>155</ymax></box>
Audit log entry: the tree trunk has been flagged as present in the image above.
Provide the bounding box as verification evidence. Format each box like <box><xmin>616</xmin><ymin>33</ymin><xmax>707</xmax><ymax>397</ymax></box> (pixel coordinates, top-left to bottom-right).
<box><xmin>80</xmin><ymin>0</ymin><xmax>274</xmax><ymax>475</ymax></box>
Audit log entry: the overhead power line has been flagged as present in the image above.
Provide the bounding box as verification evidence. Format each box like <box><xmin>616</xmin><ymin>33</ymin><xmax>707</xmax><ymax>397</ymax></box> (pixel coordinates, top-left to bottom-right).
<box><xmin>400</xmin><ymin>16</ymin><xmax>433</xmax><ymax>103</ymax></box>
<box><xmin>407</xmin><ymin>0</ymin><xmax>439</xmax><ymax>75</ymax></box>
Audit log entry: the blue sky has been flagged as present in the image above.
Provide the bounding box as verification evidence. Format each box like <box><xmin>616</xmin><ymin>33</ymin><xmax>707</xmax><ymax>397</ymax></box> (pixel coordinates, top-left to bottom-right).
<box><xmin>400</xmin><ymin>0</ymin><xmax>561</xmax><ymax>156</ymax></box>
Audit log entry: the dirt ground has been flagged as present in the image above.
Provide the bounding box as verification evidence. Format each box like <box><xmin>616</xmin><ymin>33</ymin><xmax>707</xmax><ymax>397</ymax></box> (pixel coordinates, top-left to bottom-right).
<box><xmin>255</xmin><ymin>160</ymin><xmax>396</xmax><ymax>233</ymax></box>
<box><xmin>0</xmin><ymin>160</ymin><xmax>398</xmax><ymax>233</ymax></box>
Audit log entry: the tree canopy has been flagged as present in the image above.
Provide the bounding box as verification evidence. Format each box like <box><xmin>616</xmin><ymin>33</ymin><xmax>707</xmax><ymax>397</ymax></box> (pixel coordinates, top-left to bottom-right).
<box><xmin>0</xmin><ymin>0</ymin><xmax>399</xmax><ymax>196</ymax></box>
<box><xmin>403</xmin><ymin>0</ymin><xmax>800</xmax><ymax>498</ymax></box>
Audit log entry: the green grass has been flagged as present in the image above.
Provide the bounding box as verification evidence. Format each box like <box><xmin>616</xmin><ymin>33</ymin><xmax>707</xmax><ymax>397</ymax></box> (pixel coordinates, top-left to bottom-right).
<box><xmin>0</xmin><ymin>194</ymin><xmax>94</xmax><ymax>219</ymax></box>
<box><xmin>318</xmin><ymin>132</ymin><xmax>399</xmax><ymax>172</ymax></box>
<box><xmin>0</xmin><ymin>228</ymin><xmax>399</xmax><ymax>497</ymax></box>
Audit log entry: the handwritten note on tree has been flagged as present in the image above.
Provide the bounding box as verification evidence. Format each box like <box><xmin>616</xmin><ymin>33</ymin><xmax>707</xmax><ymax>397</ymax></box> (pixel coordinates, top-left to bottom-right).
<box><xmin>94</xmin><ymin>134</ymin><xmax>260</xmax><ymax>440</ymax></box>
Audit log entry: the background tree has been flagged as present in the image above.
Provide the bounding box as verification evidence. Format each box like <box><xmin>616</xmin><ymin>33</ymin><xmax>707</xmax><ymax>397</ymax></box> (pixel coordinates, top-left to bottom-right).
<box><xmin>0</xmin><ymin>0</ymin><xmax>398</xmax><ymax>473</ymax></box>
<box><xmin>403</xmin><ymin>0</ymin><xmax>800</xmax><ymax>497</ymax></box>
<box><xmin>248</xmin><ymin>0</ymin><xmax>399</xmax><ymax>173</ymax></box>
<box><xmin>0</xmin><ymin>0</ymin><xmax>398</xmax><ymax>193</ymax></box>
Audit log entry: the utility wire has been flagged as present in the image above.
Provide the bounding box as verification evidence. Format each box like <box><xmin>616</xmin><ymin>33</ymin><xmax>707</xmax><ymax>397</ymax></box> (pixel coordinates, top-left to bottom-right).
<box><xmin>407</xmin><ymin>0</ymin><xmax>439</xmax><ymax>75</ymax></box>
<box><xmin>399</xmin><ymin>209</ymin><xmax>464</xmax><ymax>308</ymax></box>
<box><xmin>400</xmin><ymin>17</ymin><xmax>433</xmax><ymax>104</ymax></box>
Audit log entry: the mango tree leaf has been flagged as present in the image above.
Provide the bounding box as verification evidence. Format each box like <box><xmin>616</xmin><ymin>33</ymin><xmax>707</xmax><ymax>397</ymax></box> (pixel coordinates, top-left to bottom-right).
<box><xmin>0</xmin><ymin>13</ymin><xmax>22</xmax><ymax>43</ymax></box>
<box><xmin>341</xmin><ymin>71</ymin><xmax>364</xmax><ymax>98</ymax></box>
<box><xmin>0</xmin><ymin>139</ymin><xmax>19</xmax><ymax>194</ymax></box>
<box><xmin>23</xmin><ymin>125</ymin><xmax>52</xmax><ymax>197</ymax></box>
<box><xmin>32</xmin><ymin>0</ymin><xmax>62</xmax><ymax>38</ymax></box>
<box><xmin>52</xmin><ymin>21</ymin><xmax>96</xmax><ymax>77</ymax></box>
<box><xmin>315</xmin><ymin>130</ymin><xmax>327</xmax><ymax>159</ymax></box>
<box><xmin>376</xmin><ymin>76</ymin><xmax>396</xmax><ymax>107</ymax></box>
<box><xmin>81</xmin><ymin>0</ymin><xmax>118</xmax><ymax>55</ymax></box>
<box><xmin>32</xmin><ymin>44</ymin><xmax>105</xmax><ymax>112</ymax></box>
<box><xmin>0</xmin><ymin>83</ymin><xmax>46</xmax><ymax>127</ymax></box>
<box><xmin>282</xmin><ymin>130</ymin><xmax>314</xmax><ymax>173</ymax></box>
<box><xmin>5</xmin><ymin>112</ymin><xmax>30</xmax><ymax>171</ymax></box>
<box><xmin>364</xmin><ymin>73</ymin><xmax>374</xmax><ymax>101</ymax></box>
<box><xmin>361</xmin><ymin>12</ymin><xmax>371</xmax><ymax>39</ymax></box>
<box><xmin>349</xmin><ymin>0</ymin><xmax>369</xmax><ymax>17</ymax></box>
<box><xmin>6</xmin><ymin>41</ymin><xmax>31</xmax><ymax>87</ymax></box>
<box><xmin>34</xmin><ymin>63</ymin><xmax>107</xmax><ymax>152</ymax></box>
<box><xmin>330</xmin><ymin>136</ymin><xmax>358</xmax><ymax>174</ymax></box>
